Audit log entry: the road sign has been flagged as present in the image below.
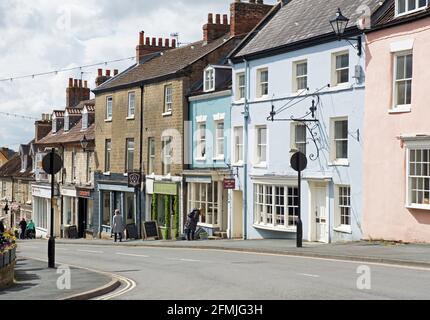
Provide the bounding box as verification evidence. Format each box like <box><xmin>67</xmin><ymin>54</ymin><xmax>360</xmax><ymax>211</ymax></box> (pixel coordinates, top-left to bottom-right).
<box><xmin>42</xmin><ymin>152</ymin><xmax>62</xmax><ymax>175</ymax></box>
<box><xmin>128</xmin><ymin>172</ymin><xmax>142</xmax><ymax>188</ymax></box>
<box><xmin>290</xmin><ymin>152</ymin><xmax>307</xmax><ymax>172</ymax></box>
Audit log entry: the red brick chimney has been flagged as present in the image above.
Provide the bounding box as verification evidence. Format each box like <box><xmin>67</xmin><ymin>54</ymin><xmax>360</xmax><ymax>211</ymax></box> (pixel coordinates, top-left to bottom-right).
<box><xmin>66</xmin><ymin>77</ymin><xmax>90</xmax><ymax>108</ymax></box>
<box><xmin>230</xmin><ymin>0</ymin><xmax>273</xmax><ymax>37</ymax></box>
<box><xmin>95</xmin><ymin>69</ymin><xmax>112</xmax><ymax>87</ymax></box>
<box><xmin>136</xmin><ymin>31</ymin><xmax>176</xmax><ymax>64</ymax></box>
<box><xmin>34</xmin><ymin>115</ymin><xmax>52</xmax><ymax>143</ymax></box>
<box><xmin>203</xmin><ymin>13</ymin><xmax>230</xmax><ymax>43</ymax></box>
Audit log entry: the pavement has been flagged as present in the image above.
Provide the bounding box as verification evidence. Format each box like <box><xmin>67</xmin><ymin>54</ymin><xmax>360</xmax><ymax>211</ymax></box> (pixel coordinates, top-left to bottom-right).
<box><xmin>49</xmin><ymin>238</ymin><xmax>430</xmax><ymax>268</ymax></box>
<box><xmin>0</xmin><ymin>257</ymin><xmax>120</xmax><ymax>300</ymax></box>
<box><xmin>15</xmin><ymin>240</ymin><xmax>430</xmax><ymax>300</ymax></box>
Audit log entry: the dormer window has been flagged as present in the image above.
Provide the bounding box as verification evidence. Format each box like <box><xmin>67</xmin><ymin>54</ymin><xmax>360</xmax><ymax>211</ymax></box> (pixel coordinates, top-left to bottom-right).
<box><xmin>64</xmin><ymin>111</ymin><xmax>70</xmax><ymax>132</ymax></box>
<box><xmin>52</xmin><ymin>116</ymin><xmax>57</xmax><ymax>133</ymax></box>
<box><xmin>396</xmin><ymin>0</ymin><xmax>428</xmax><ymax>16</ymax></box>
<box><xmin>204</xmin><ymin>67</ymin><xmax>215</xmax><ymax>92</ymax></box>
<box><xmin>82</xmin><ymin>108</ymin><xmax>88</xmax><ymax>130</ymax></box>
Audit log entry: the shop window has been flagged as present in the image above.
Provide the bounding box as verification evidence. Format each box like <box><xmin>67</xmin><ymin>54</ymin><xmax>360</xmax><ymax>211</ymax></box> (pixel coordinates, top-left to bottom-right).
<box><xmin>102</xmin><ymin>191</ymin><xmax>111</xmax><ymax>226</ymax></box>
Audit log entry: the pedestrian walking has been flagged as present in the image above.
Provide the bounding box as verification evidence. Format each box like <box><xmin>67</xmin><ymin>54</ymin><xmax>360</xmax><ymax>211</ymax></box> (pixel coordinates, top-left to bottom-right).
<box><xmin>19</xmin><ymin>217</ymin><xmax>27</xmax><ymax>240</ymax></box>
<box><xmin>26</xmin><ymin>219</ymin><xmax>36</xmax><ymax>239</ymax></box>
<box><xmin>112</xmin><ymin>209</ymin><xmax>124</xmax><ymax>243</ymax></box>
<box><xmin>184</xmin><ymin>208</ymin><xmax>202</xmax><ymax>241</ymax></box>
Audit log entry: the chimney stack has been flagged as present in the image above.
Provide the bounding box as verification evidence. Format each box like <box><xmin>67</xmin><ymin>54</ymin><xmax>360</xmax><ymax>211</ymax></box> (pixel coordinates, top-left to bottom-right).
<box><xmin>66</xmin><ymin>78</ymin><xmax>90</xmax><ymax>108</ymax></box>
<box><xmin>203</xmin><ymin>12</ymin><xmax>230</xmax><ymax>43</ymax></box>
<box><xmin>230</xmin><ymin>0</ymin><xmax>273</xmax><ymax>37</ymax></box>
<box><xmin>135</xmin><ymin>30</ymin><xmax>176</xmax><ymax>64</ymax></box>
<box><xmin>35</xmin><ymin>115</ymin><xmax>52</xmax><ymax>143</ymax></box>
<box><xmin>95</xmin><ymin>69</ymin><xmax>113</xmax><ymax>87</ymax></box>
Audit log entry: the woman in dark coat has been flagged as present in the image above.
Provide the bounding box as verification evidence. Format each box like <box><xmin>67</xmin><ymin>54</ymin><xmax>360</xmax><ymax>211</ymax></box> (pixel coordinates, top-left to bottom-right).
<box><xmin>184</xmin><ymin>209</ymin><xmax>200</xmax><ymax>241</ymax></box>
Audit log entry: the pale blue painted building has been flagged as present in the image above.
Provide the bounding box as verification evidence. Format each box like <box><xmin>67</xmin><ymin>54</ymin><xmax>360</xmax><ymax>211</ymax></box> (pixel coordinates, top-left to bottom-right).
<box><xmin>228</xmin><ymin>0</ymin><xmax>381</xmax><ymax>242</ymax></box>
<box><xmin>183</xmin><ymin>65</ymin><xmax>235</xmax><ymax>237</ymax></box>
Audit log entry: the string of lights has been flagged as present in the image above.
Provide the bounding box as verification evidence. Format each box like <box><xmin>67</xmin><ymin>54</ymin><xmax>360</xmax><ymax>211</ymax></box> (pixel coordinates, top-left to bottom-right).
<box><xmin>0</xmin><ymin>112</ymin><xmax>39</xmax><ymax>121</ymax></box>
<box><xmin>0</xmin><ymin>56</ymin><xmax>136</xmax><ymax>83</ymax></box>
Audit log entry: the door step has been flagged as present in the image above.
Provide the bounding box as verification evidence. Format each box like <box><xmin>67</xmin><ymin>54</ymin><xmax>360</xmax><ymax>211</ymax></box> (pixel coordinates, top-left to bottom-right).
<box><xmin>213</xmin><ymin>231</ymin><xmax>228</xmax><ymax>239</ymax></box>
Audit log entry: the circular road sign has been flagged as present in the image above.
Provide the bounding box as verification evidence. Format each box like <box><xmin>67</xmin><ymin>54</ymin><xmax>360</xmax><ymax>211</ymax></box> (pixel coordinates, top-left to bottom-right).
<box><xmin>290</xmin><ymin>152</ymin><xmax>307</xmax><ymax>172</ymax></box>
<box><xmin>42</xmin><ymin>152</ymin><xmax>63</xmax><ymax>175</ymax></box>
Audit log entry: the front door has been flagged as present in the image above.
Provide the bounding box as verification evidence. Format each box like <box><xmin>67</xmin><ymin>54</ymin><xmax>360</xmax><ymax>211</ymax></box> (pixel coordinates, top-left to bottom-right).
<box><xmin>78</xmin><ymin>198</ymin><xmax>87</xmax><ymax>238</ymax></box>
<box><xmin>314</xmin><ymin>186</ymin><xmax>328</xmax><ymax>243</ymax></box>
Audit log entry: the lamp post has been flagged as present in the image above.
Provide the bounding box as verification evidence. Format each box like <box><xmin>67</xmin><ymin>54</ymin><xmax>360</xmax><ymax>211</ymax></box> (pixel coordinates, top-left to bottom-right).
<box><xmin>329</xmin><ymin>8</ymin><xmax>362</xmax><ymax>56</ymax></box>
<box><xmin>3</xmin><ymin>201</ymin><xmax>9</xmax><ymax>228</ymax></box>
<box><xmin>80</xmin><ymin>135</ymin><xmax>89</xmax><ymax>152</ymax></box>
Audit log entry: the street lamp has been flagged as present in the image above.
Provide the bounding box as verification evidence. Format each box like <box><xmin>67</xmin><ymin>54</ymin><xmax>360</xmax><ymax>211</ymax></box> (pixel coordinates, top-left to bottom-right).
<box><xmin>330</xmin><ymin>8</ymin><xmax>362</xmax><ymax>56</ymax></box>
<box><xmin>3</xmin><ymin>201</ymin><xmax>9</xmax><ymax>215</ymax></box>
<box><xmin>80</xmin><ymin>135</ymin><xmax>89</xmax><ymax>152</ymax></box>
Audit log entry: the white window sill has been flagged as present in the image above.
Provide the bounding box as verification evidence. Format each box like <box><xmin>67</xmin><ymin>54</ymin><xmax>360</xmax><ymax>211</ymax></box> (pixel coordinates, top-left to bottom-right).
<box><xmin>253</xmin><ymin>163</ymin><xmax>267</xmax><ymax>169</ymax></box>
<box><xmin>290</xmin><ymin>90</ymin><xmax>307</xmax><ymax>97</ymax></box>
<box><xmin>233</xmin><ymin>161</ymin><xmax>244</xmax><ymax>167</ymax></box>
<box><xmin>103</xmin><ymin>172</ymin><xmax>111</xmax><ymax>176</ymax></box>
<box><xmin>389</xmin><ymin>106</ymin><xmax>411</xmax><ymax>114</ymax></box>
<box><xmin>405</xmin><ymin>204</ymin><xmax>430</xmax><ymax>211</ymax></box>
<box><xmin>255</xmin><ymin>95</ymin><xmax>269</xmax><ymax>101</ymax></box>
<box><xmin>162</xmin><ymin>111</ymin><xmax>172</xmax><ymax>117</ymax></box>
<box><xmin>328</xmin><ymin>159</ymin><xmax>349</xmax><ymax>167</ymax></box>
<box><xmin>329</xmin><ymin>83</ymin><xmax>351</xmax><ymax>91</ymax></box>
<box><xmin>105</xmin><ymin>118</ymin><xmax>112</xmax><ymax>123</ymax></box>
<box><xmin>253</xmin><ymin>223</ymin><xmax>297</xmax><ymax>233</ymax></box>
<box><xmin>195</xmin><ymin>157</ymin><xmax>206</xmax><ymax>161</ymax></box>
<box><xmin>235</xmin><ymin>98</ymin><xmax>245</xmax><ymax>104</ymax></box>
<box><xmin>126</xmin><ymin>116</ymin><xmax>135</xmax><ymax>120</ymax></box>
<box><xmin>213</xmin><ymin>156</ymin><xmax>225</xmax><ymax>161</ymax></box>
<box><xmin>123</xmin><ymin>173</ymin><xmax>128</xmax><ymax>177</ymax></box>
<box><xmin>204</xmin><ymin>88</ymin><xmax>215</xmax><ymax>93</ymax></box>
<box><xmin>333</xmin><ymin>225</ymin><xmax>352</xmax><ymax>234</ymax></box>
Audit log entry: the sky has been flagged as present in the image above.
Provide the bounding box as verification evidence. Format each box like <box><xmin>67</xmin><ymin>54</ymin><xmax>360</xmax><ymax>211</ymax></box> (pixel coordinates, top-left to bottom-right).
<box><xmin>0</xmin><ymin>0</ymin><xmax>277</xmax><ymax>151</ymax></box>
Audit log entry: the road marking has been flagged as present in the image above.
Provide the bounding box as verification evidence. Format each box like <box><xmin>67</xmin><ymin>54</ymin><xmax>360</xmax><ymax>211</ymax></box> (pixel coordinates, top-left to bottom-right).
<box><xmin>297</xmin><ymin>273</ymin><xmax>320</xmax><ymax>278</ymax></box>
<box><xmin>77</xmin><ymin>249</ymin><xmax>103</xmax><ymax>254</ymax></box>
<box><xmin>180</xmin><ymin>258</ymin><xmax>200</xmax><ymax>262</ymax></box>
<box><xmin>115</xmin><ymin>253</ymin><xmax>149</xmax><ymax>258</ymax></box>
<box><xmin>19</xmin><ymin>245</ymin><xmax>38</xmax><ymax>249</ymax></box>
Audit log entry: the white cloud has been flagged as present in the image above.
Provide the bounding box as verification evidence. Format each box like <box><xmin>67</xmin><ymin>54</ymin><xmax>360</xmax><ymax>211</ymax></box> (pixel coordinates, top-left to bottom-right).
<box><xmin>0</xmin><ymin>0</ymin><xmax>276</xmax><ymax>150</ymax></box>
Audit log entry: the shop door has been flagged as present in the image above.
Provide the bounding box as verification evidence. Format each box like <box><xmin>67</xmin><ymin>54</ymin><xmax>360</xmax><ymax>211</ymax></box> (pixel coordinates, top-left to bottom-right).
<box><xmin>232</xmin><ymin>190</ymin><xmax>243</xmax><ymax>238</ymax></box>
<box><xmin>314</xmin><ymin>186</ymin><xmax>328</xmax><ymax>243</ymax></box>
<box><xmin>78</xmin><ymin>198</ymin><xmax>87</xmax><ymax>238</ymax></box>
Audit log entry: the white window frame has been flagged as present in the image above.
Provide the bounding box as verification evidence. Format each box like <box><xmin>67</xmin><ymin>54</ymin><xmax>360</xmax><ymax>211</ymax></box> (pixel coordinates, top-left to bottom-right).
<box><xmin>64</xmin><ymin>111</ymin><xmax>70</xmax><ymax>132</ymax></box>
<box><xmin>395</xmin><ymin>0</ymin><xmax>428</xmax><ymax>17</ymax></box>
<box><xmin>236</xmin><ymin>72</ymin><xmax>246</xmax><ymax>101</ymax></box>
<box><xmin>196</xmin><ymin>122</ymin><xmax>206</xmax><ymax>160</ymax></box>
<box><xmin>106</xmin><ymin>96</ymin><xmax>113</xmax><ymax>121</ymax></box>
<box><xmin>334</xmin><ymin>185</ymin><xmax>352</xmax><ymax>233</ymax></box>
<box><xmin>52</xmin><ymin>116</ymin><xmax>57</xmax><ymax>133</ymax></box>
<box><xmin>290</xmin><ymin>122</ymin><xmax>307</xmax><ymax>155</ymax></box>
<box><xmin>204</xmin><ymin>67</ymin><xmax>215</xmax><ymax>92</ymax></box>
<box><xmin>256</xmin><ymin>68</ymin><xmax>269</xmax><ymax>98</ymax></box>
<box><xmin>332</xmin><ymin>51</ymin><xmax>350</xmax><ymax>87</ymax></box>
<box><xmin>127</xmin><ymin>92</ymin><xmax>135</xmax><ymax>119</ymax></box>
<box><xmin>105</xmin><ymin>139</ymin><xmax>111</xmax><ymax>173</ymax></box>
<box><xmin>234</xmin><ymin>126</ymin><xmax>244</xmax><ymax>165</ymax></box>
<box><xmin>392</xmin><ymin>50</ymin><xmax>413</xmax><ymax>112</ymax></box>
<box><xmin>81</xmin><ymin>108</ymin><xmax>88</xmax><ymax>130</ymax></box>
<box><xmin>125</xmin><ymin>138</ymin><xmax>134</xmax><ymax>173</ymax></box>
<box><xmin>255</xmin><ymin>126</ymin><xmax>267</xmax><ymax>167</ymax></box>
<box><xmin>214</xmin><ymin>120</ymin><xmax>225</xmax><ymax>160</ymax></box>
<box><xmin>405</xmin><ymin>141</ymin><xmax>430</xmax><ymax>210</ymax></box>
<box><xmin>254</xmin><ymin>183</ymin><xmax>299</xmax><ymax>231</ymax></box>
<box><xmin>330</xmin><ymin>117</ymin><xmax>349</xmax><ymax>166</ymax></box>
<box><xmin>162</xmin><ymin>136</ymin><xmax>173</xmax><ymax>175</ymax></box>
<box><xmin>292</xmin><ymin>60</ymin><xmax>308</xmax><ymax>93</ymax></box>
<box><xmin>148</xmin><ymin>137</ymin><xmax>155</xmax><ymax>174</ymax></box>
<box><xmin>163</xmin><ymin>84</ymin><xmax>173</xmax><ymax>115</ymax></box>
<box><xmin>187</xmin><ymin>181</ymin><xmax>221</xmax><ymax>227</ymax></box>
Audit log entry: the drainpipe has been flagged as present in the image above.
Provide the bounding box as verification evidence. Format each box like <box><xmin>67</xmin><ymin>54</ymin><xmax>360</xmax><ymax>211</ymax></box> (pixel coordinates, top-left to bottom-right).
<box><xmin>138</xmin><ymin>84</ymin><xmax>145</xmax><ymax>238</ymax></box>
<box><xmin>243</xmin><ymin>58</ymin><xmax>250</xmax><ymax>240</ymax></box>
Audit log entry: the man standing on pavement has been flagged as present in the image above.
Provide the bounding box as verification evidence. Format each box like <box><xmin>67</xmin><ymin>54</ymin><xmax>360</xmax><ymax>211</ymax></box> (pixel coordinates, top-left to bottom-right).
<box><xmin>19</xmin><ymin>217</ymin><xmax>27</xmax><ymax>240</ymax></box>
<box><xmin>112</xmin><ymin>209</ymin><xmax>124</xmax><ymax>243</ymax></box>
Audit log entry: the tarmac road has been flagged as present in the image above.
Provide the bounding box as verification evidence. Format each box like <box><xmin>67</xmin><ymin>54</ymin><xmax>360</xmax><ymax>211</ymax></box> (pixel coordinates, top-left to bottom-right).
<box><xmin>17</xmin><ymin>240</ymin><xmax>430</xmax><ymax>300</ymax></box>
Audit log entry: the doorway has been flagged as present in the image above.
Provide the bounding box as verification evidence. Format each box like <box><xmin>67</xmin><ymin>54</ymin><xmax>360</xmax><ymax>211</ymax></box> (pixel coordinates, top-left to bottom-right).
<box><xmin>232</xmin><ymin>190</ymin><xmax>243</xmax><ymax>238</ymax></box>
<box><xmin>311</xmin><ymin>184</ymin><xmax>328</xmax><ymax>243</ymax></box>
<box><xmin>78</xmin><ymin>198</ymin><xmax>87</xmax><ymax>238</ymax></box>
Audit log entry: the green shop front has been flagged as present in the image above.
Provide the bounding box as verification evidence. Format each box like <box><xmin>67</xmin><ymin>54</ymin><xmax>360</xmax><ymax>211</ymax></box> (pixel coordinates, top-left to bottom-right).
<box><xmin>145</xmin><ymin>178</ymin><xmax>181</xmax><ymax>240</ymax></box>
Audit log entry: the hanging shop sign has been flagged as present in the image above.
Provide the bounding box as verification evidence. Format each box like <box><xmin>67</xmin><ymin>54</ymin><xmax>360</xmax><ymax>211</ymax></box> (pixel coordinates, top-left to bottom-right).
<box><xmin>223</xmin><ymin>178</ymin><xmax>236</xmax><ymax>190</ymax></box>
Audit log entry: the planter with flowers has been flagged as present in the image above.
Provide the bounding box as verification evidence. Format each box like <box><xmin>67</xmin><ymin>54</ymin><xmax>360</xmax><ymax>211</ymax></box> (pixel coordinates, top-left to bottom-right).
<box><xmin>0</xmin><ymin>231</ymin><xmax>17</xmax><ymax>288</ymax></box>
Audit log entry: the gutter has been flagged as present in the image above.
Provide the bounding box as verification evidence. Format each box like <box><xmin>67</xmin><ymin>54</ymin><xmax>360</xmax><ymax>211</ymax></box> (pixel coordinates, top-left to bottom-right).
<box><xmin>138</xmin><ymin>84</ymin><xmax>144</xmax><ymax>238</ymax></box>
<box><xmin>243</xmin><ymin>58</ymin><xmax>250</xmax><ymax>240</ymax></box>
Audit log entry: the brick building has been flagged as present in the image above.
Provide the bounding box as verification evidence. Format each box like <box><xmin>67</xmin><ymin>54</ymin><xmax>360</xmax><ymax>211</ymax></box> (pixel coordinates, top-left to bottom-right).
<box><xmin>92</xmin><ymin>0</ymin><xmax>273</xmax><ymax>239</ymax></box>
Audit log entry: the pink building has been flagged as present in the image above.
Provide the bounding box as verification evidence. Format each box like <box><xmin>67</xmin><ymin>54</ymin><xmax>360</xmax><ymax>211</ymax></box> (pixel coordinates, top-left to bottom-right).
<box><xmin>363</xmin><ymin>1</ymin><xmax>430</xmax><ymax>242</ymax></box>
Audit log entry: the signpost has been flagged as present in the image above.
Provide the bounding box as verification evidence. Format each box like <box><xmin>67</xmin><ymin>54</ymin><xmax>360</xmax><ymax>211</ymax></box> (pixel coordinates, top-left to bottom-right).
<box><xmin>42</xmin><ymin>148</ymin><xmax>63</xmax><ymax>268</ymax></box>
<box><xmin>290</xmin><ymin>151</ymin><xmax>307</xmax><ymax>248</ymax></box>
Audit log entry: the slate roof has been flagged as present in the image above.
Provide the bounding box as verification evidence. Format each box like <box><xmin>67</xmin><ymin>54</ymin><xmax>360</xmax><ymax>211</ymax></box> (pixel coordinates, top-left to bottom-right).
<box><xmin>233</xmin><ymin>0</ymin><xmax>383</xmax><ymax>58</ymax></box>
<box><xmin>37</xmin><ymin>119</ymin><xmax>95</xmax><ymax>145</ymax></box>
<box><xmin>0</xmin><ymin>148</ymin><xmax>16</xmax><ymax>160</ymax></box>
<box><xmin>93</xmin><ymin>35</ymin><xmax>235</xmax><ymax>93</ymax></box>
<box><xmin>0</xmin><ymin>154</ymin><xmax>33</xmax><ymax>179</ymax></box>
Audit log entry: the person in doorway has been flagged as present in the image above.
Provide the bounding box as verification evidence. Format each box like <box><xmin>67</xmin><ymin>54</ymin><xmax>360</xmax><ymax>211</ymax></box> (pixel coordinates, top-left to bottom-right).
<box><xmin>112</xmin><ymin>209</ymin><xmax>124</xmax><ymax>243</ymax></box>
<box><xmin>19</xmin><ymin>218</ymin><xmax>27</xmax><ymax>240</ymax></box>
<box><xmin>0</xmin><ymin>217</ymin><xmax>5</xmax><ymax>234</ymax></box>
<box><xmin>184</xmin><ymin>209</ymin><xmax>197</xmax><ymax>241</ymax></box>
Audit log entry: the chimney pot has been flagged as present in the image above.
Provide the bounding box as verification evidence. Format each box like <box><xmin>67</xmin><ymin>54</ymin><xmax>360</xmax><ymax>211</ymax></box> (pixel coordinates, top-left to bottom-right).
<box><xmin>68</xmin><ymin>78</ymin><xmax>73</xmax><ymax>87</ymax></box>
<box><xmin>216</xmin><ymin>14</ymin><xmax>221</xmax><ymax>24</ymax></box>
<box><xmin>151</xmin><ymin>37</ymin><xmax>156</xmax><ymax>46</ymax></box>
<box><xmin>74</xmin><ymin>79</ymin><xmax>78</xmax><ymax>87</ymax></box>
<box><xmin>78</xmin><ymin>79</ymin><xmax>82</xmax><ymax>87</ymax></box>
<box><xmin>208</xmin><ymin>13</ymin><xmax>213</xmax><ymax>24</ymax></box>
<box><xmin>165</xmin><ymin>38</ymin><xmax>170</xmax><ymax>47</ymax></box>
<box><xmin>172</xmin><ymin>39</ymin><xmax>177</xmax><ymax>48</ymax></box>
<box><xmin>114</xmin><ymin>69</ymin><xmax>118</xmax><ymax>76</ymax></box>
<box><xmin>84</xmin><ymin>80</ymin><xmax>88</xmax><ymax>88</ymax></box>
<box><xmin>146</xmin><ymin>37</ymin><xmax>150</xmax><ymax>45</ymax></box>
<box><xmin>158</xmin><ymin>38</ymin><xmax>163</xmax><ymax>47</ymax></box>
<box><xmin>106</xmin><ymin>70</ymin><xmax>111</xmax><ymax>77</ymax></box>
<box><xmin>98</xmin><ymin>68</ymin><xmax>103</xmax><ymax>76</ymax></box>
<box><xmin>249</xmin><ymin>0</ymin><xmax>256</xmax><ymax>3</ymax></box>
<box><xmin>139</xmin><ymin>31</ymin><xmax>144</xmax><ymax>45</ymax></box>
<box><xmin>223</xmin><ymin>14</ymin><xmax>228</xmax><ymax>24</ymax></box>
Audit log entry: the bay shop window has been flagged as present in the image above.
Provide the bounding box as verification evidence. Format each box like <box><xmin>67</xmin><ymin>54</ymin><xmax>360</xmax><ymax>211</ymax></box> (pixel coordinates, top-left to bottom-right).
<box><xmin>187</xmin><ymin>181</ymin><xmax>223</xmax><ymax>227</ymax></box>
<box><xmin>254</xmin><ymin>183</ymin><xmax>299</xmax><ymax>230</ymax></box>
